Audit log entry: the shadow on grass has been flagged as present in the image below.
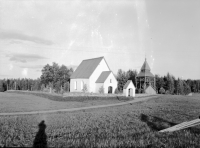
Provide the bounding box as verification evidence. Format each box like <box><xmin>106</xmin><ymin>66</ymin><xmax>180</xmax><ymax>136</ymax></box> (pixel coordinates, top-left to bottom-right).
<box><xmin>140</xmin><ymin>114</ymin><xmax>200</xmax><ymax>134</ymax></box>
<box><xmin>33</xmin><ymin>120</ymin><xmax>47</xmax><ymax>148</ymax></box>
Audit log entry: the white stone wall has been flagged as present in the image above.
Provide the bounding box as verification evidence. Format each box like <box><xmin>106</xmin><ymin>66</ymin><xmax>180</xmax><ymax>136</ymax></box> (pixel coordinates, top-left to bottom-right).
<box><xmin>70</xmin><ymin>79</ymin><xmax>89</xmax><ymax>92</ymax></box>
<box><xmin>103</xmin><ymin>72</ymin><xmax>118</xmax><ymax>94</ymax></box>
<box><xmin>123</xmin><ymin>82</ymin><xmax>136</xmax><ymax>97</ymax></box>
<box><xmin>89</xmin><ymin>58</ymin><xmax>110</xmax><ymax>93</ymax></box>
<box><xmin>95</xmin><ymin>83</ymin><xmax>104</xmax><ymax>93</ymax></box>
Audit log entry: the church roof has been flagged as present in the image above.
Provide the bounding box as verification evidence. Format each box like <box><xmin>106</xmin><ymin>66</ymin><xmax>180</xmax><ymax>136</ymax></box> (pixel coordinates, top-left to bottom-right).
<box><xmin>137</xmin><ymin>58</ymin><xmax>155</xmax><ymax>77</ymax></box>
<box><xmin>96</xmin><ymin>71</ymin><xmax>111</xmax><ymax>83</ymax></box>
<box><xmin>70</xmin><ymin>57</ymin><xmax>107</xmax><ymax>79</ymax></box>
<box><xmin>137</xmin><ymin>71</ymin><xmax>154</xmax><ymax>77</ymax></box>
<box><xmin>141</xmin><ymin>58</ymin><xmax>151</xmax><ymax>71</ymax></box>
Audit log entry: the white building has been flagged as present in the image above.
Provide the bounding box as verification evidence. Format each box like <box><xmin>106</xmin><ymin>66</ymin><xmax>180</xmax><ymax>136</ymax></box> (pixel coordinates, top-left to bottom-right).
<box><xmin>70</xmin><ymin>57</ymin><xmax>117</xmax><ymax>94</ymax></box>
<box><xmin>123</xmin><ymin>80</ymin><xmax>135</xmax><ymax>97</ymax></box>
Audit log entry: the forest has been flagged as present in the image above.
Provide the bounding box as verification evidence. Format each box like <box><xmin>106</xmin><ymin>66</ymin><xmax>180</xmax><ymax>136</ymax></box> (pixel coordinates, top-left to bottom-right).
<box><xmin>0</xmin><ymin>62</ymin><xmax>199</xmax><ymax>95</ymax></box>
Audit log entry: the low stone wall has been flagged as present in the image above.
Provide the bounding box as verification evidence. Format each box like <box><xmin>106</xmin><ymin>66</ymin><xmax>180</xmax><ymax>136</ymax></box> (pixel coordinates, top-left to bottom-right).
<box><xmin>7</xmin><ymin>90</ymin><xmax>156</xmax><ymax>98</ymax></box>
<box><xmin>63</xmin><ymin>92</ymin><xmax>154</xmax><ymax>98</ymax></box>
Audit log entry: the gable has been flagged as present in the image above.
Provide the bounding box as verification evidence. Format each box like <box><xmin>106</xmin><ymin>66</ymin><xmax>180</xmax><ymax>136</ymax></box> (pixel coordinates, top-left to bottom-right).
<box><xmin>123</xmin><ymin>80</ymin><xmax>135</xmax><ymax>89</ymax></box>
<box><xmin>70</xmin><ymin>57</ymin><xmax>104</xmax><ymax>79</ymax></box>
<box><xmin>145</xmin><ymin>85</ymin><xmax>156</xmax><ymax>94</ymax></box>
<box><xmin>96</xmin><ymin>71</ymin><xmax>111</xmax><ymax>83</ymax></box>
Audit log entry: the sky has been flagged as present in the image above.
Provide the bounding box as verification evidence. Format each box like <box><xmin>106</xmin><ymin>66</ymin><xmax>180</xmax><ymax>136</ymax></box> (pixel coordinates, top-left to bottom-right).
<box><xmin>0</xmin><ymin>0</ymin><xmax>199</xmax><ymax>80</ymax></box>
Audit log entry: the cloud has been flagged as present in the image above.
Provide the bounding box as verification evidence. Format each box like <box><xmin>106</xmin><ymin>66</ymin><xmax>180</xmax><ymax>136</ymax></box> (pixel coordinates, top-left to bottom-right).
<box><xmin>0</xmin><ymin>31</ymin><xmax>54</xmax><ymax>45</ymax></box>
<box><xmin>7</xmin><ymin>53</ymin><xmax>47</xmax><ymax>63</ymax></box>
<box><xmin>20</xmin><ymin>65</ymin><xmax>44</xmax><ymax>69</ymax></box>
<box><xmin>9</xmin><ymin>64</ymin><xmax>13</xmax><ymax>70</ymax></box>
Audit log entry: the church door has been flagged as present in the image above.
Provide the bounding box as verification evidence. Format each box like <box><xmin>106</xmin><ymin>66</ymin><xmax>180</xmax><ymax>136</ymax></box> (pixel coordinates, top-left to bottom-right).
<box><xmin>108</xmin><ymin>86</ymin><xmax>112</xmax><ymax>94</ymax></box>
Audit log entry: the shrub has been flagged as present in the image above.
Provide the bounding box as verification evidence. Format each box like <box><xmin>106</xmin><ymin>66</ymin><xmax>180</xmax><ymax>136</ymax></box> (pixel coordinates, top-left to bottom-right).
<box><xmin>165</xmin><ymin>90</ymin><xmax>170</xmax><ymax>94</ymax></box>
<box><xmin>82</xmin><ymin>84</ymin><xmax>88</xmax><ymax>93</ymax></box>
<box><xmin>159</xmin><ymin>87</ymin><xmax>165</xmax><ymax>94</ymax></box>
<box><xmin>114</xmin><ymin>88</ymin><xmax>119</xmax><ymax>94</ymax></box>
<box><xmin>99</xmin><ymin>86</ymin><xmax>104</xmax><ymax>94</ymax></box>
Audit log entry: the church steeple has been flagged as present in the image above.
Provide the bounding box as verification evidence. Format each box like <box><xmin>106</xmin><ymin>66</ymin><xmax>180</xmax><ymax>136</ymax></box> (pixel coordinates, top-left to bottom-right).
<box><xmin>136</xmin><ymin>58</ymin><xmax>156</xmax><ymax>94</ymax></box>
<box><xmin>141</xmin><ymin>58</ymin><xmax>151</xmax><ymax>72</ymax></box>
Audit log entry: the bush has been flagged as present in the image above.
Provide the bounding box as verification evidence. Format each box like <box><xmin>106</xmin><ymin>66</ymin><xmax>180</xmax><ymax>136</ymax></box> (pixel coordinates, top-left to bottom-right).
<box><xmin>159</xmin><ymin>87</ymin><xmax>165</xmax><ymax>94</ymax></box>
<box><xmin>165</xmin><ymin>90</ymin><xmax>170</xmax><ymax>94</ymax></box>
<box><xmin>82</xmin><ymin>84</ymin><xmax>88</xmax><ymax>93</ymax></box>
<box><xmin>114</xmin><ymin>88</ymin><xmax>119</xmax><ymax>94</ymax></box>
<box><xmin>99</xmin><ymin>86</ymin><xmax>104</xmax><ymax>94</ymax></box>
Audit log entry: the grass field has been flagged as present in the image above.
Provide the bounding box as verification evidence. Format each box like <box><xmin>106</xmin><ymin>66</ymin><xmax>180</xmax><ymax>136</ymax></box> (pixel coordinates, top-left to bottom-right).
<box><xmin>0</xmin><ymin>92</ymin><xmax>129</xmax><ymax>113</ymax></box>
<box><xmin>0</xmin><ymin>93</ymin><xmax>200</xmax><ymax>147</ymax></box>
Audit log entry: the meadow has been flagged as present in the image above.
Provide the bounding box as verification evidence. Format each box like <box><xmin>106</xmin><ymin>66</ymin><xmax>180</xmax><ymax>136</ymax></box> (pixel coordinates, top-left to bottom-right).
<box><xmin>0</xmin><ymin>93</ymin><xmax>200</xmax><ymax>147</ymax></box>
<box><xmin>0</xmin><ymin>91</ymin><xmax>136</xmax><ymax>113</ymax></box>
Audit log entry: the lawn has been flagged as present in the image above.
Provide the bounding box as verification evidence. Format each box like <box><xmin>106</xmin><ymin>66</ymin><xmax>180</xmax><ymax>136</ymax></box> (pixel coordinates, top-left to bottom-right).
<box><xmin>0</xmin><ymin>92</ymin><xmax>127</xmax><ymax>113</ymax></box>
<box><xmin>0</xmin><ymin>94</ymin><xmax>200</xmax><ymax>147</ymax></box>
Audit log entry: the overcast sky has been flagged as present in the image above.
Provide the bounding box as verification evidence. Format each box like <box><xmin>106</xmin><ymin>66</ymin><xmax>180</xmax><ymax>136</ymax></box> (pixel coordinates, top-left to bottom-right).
<box><xmin>0</xmin><ymin>0</ymin><xmax>199</xmax><ymax>80</ymax></box>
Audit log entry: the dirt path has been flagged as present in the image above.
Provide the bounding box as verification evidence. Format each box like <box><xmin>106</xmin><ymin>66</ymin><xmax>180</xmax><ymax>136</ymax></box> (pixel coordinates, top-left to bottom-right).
<box><xmin>0</xmin><ymin>95</ymin><xmax>158</xmax><ymax>116</ymax></box>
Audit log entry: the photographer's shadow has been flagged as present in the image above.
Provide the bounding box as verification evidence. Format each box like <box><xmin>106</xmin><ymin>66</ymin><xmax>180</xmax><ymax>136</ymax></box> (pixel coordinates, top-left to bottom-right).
<box><xmin>33</xmin><ymin>120</ymin><xmax>47</xmax><ymax>148</ymax></box>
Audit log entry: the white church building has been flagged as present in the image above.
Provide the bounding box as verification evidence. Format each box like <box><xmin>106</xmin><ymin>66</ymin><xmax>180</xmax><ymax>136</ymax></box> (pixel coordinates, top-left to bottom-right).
<box><xmin>70</xmin><ymin>57</ymin><xmax>117</xmax><ymax>94</ymax></box>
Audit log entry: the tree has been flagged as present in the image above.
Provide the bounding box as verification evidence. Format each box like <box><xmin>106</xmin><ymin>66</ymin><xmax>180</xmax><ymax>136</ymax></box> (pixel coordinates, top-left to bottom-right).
<box><xmin>54</xmin><ymin>81</ymin><xmax>61</xmax><ymax>93</ymax></box>
<box><xmin>116</xmin><ymin>69</ymin><xmax>128</xmax><ymax>93</ymax></box>
<box><xmin>166</xmin><ymin>73</ymin><xmax>175</xmax><ymax>94</ymax></box>
<box><xmin>64</xmin><ymin>82</ymin><xmax>70</xmax><ymax>92</ymax></box>
<box><xmin>40</xmin><ymin>64</ymin><xmax>54</xmax><ymax>86</ymax></box>
<box><xmin>40</xmin><ymin>63</ymin><xmax>73</xmax><ymax>92</ymax></box>
<box><xmin>99</xmin><ymin>86</ymin><xmax>104</xmax><ymax>94</ymax></box>
<box><xmin>183</xmin><ymin>80</ymin><xmax>191</xmax><ymax>95</ymax></box>
<box><xmin>177</xmin><ymin>78</ymin><xmax>184</xmax><ymax>95</ymax></box>
<box><xmin>0</xmin><ymin>80</ymin><xmax>5</xmax><ymax>92</ymax></box>
<box><xmin>32</xmin><ymin>79</ymin><xmax>41</xmax><ymax>91</ymax></box>
<box><xmin>155</xmin><ymin>75</ymin><xmax>165</xmax><ymax>93</ymax></box>
<box><xmin>126</xmin><ymin>69</ymin><xmax>137</xmax><ymax>86</ymax></box>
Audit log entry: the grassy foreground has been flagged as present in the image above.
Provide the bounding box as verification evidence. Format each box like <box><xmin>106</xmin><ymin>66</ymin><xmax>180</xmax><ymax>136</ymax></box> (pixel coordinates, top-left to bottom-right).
<box><xmin>0</xmin><ymin>94</ymin><xmax>200</xmax><ymax>147</ymax></box>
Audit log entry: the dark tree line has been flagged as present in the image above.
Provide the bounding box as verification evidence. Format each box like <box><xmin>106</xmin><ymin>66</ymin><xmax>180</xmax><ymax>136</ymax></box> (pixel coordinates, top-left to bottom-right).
<box><xmin>155</xmin><ymin>73</ymin><xmax>199</xmax><ymax>95</ymax></box>
<box><xmin>0</xmin><ymin>78</ymin><xmax>41</xmax><ymax>92</ymax></box>
<box><xmin>116</xmin><ymin>70</ymin><xmax>199</xmax><ymax>95</ymax></box>
<box><xmin>116</xmin><ymin>69</ymin><xmax>138</xmax><ymax>93</ymax></box>
<box><xmin>0</xmin><ymin>62</ymin><xmax>73</xmax><ymax>93</ymax></box>
<box><xmin>1</xmin><ymin>62</ymin><xmax>199</xmax><ymax>95</ymax></box>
